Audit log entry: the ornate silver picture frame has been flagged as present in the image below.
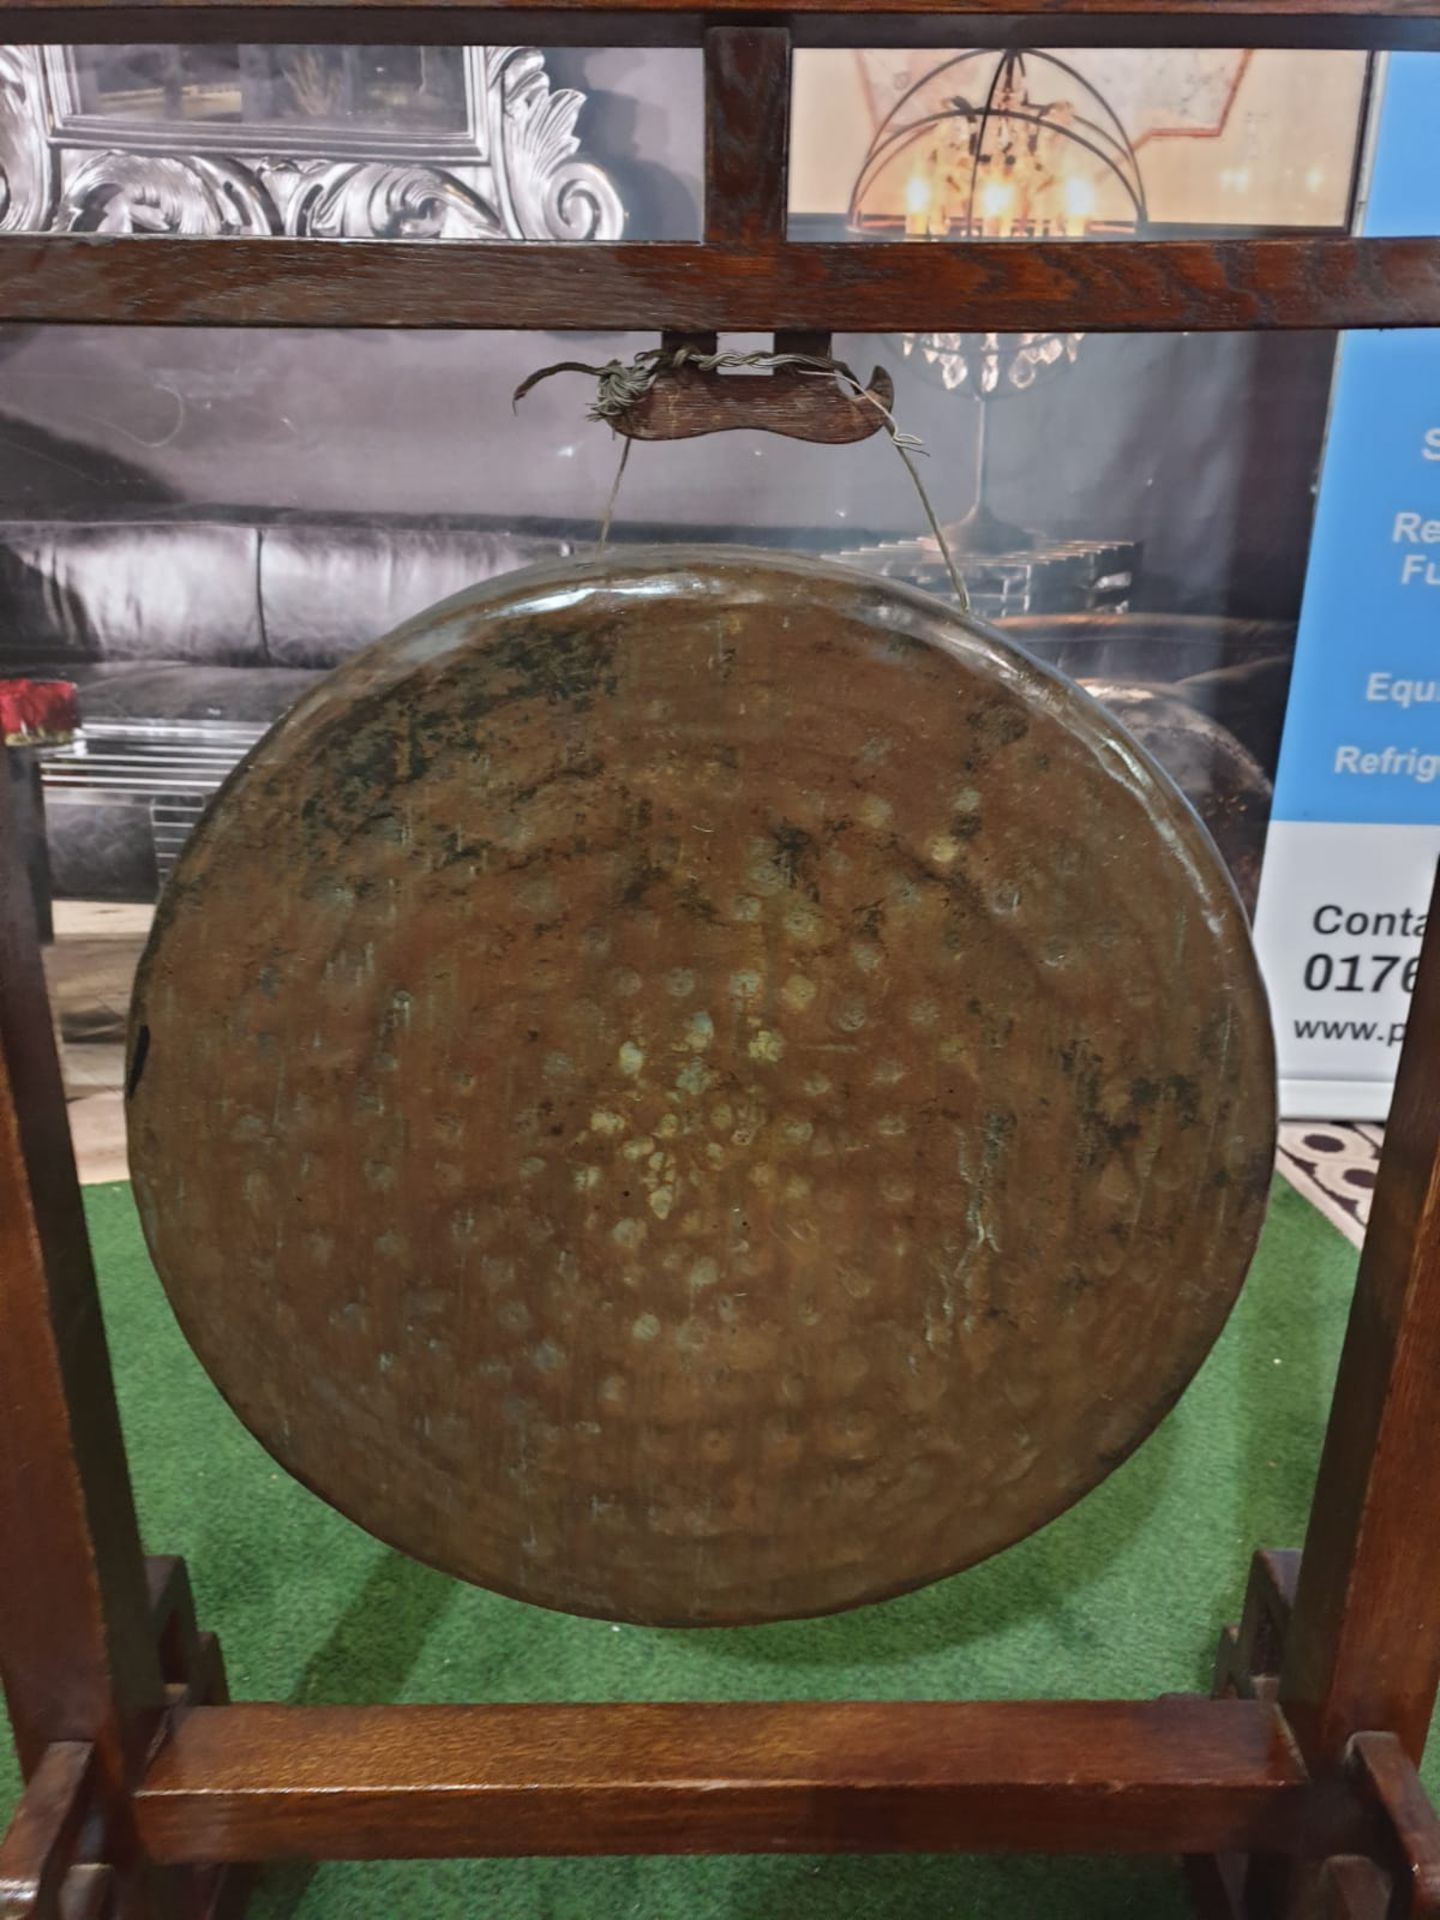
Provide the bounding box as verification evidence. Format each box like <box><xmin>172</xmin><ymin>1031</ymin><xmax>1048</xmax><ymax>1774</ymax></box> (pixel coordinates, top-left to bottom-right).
<box><xmin>0</xmin><ymin>43</ymin><xmax>624</xmax><ymax>239</ymax></box>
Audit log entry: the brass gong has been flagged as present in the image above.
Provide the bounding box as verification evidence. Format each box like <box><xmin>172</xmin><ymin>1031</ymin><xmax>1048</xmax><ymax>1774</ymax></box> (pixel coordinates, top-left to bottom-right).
<box><xmin>127</xmin><ymin>549</ymin><xmax>1275</xmax><ymax>1626</ymax></box>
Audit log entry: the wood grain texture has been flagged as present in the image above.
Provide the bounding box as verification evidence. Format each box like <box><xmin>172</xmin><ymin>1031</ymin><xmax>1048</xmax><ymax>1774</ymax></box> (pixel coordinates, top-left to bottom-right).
<box><xmin>53</xmin><ymin>1865</ymin><xmax>115</xmax><ymax>1920</ymax></box>
<box><xmin>0</xmin><ymin>768</ymin><xmax>166</xmax><ymax>1788</ymax></box>
<box><xmin>1318</xmin><ymin>1857</ymin><xmax>1393</xmax><ymax>1920</ymax></box>
<box><xmin>616</xmin><ymin>359</ymin><xmax>895</xmax><ymax>441</ymax></box>
<box><xmin>146</xmin><ymin>1559</ymin><xmax>231</xmax><ymax>1711</ymax></box>
<box><xmin>4</xmin><ymin>0</ymin><xmax>1440</xmax><ymax>52</ymax></box>
<box><xmin>133</xmin><ymin>1699</ymin><xmax>1313</xmax><ymax>1863</ymax></box>
<box><xmin>1348</xmin><ymin>1734</ymin><xmax>1440</xmax><ymax>1920</ymax></box>
<box><xmin>1209</xmin><ymin>1549</ymin><xmax>1306</xmax><ymax>1918</ymax></box>
<box><xmin>1280</xmin><ymin>865</ymin><xmax>1440</xmax><ymax>1770</ymax></box>
<box><xmin>7</xmin><ymin>10</ymin><xmax>1440</xmax><ymax>47</ymax></box>
<box><xmin>1215</xmin><ymin>1549</ymin><xmax>1301</xmax><ymax>1706</ymax></box>
<box><xmin>2</xmin><ymin>236</ymin><xmax>1438</xmax><ymax>334</ymax></box>
<box><xmin>126</xmin><ymin>548</ymin><xmax>1274</xmax><ymax>1626</ymax></box>
<box><xmin>705</xmin><ymin>28</ymin><xmax>790</xmax><ymax>248</ymax></box>
<box><xmin>0</xmin><ymin>0</ymin><xmax>1431</xmax><ymax>13</ymax></box>
<box><xmin>0</xmin><ymin>1744</ymin><xmax>95</xmax><ymax>1920</ymax></box>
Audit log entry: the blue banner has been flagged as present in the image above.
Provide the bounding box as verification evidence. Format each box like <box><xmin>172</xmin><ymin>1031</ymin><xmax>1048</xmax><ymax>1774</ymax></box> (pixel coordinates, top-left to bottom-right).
<box><xmin>1254</xmin><ymin>54</ymin><xmax>1440</xmax><ymax>1117</ymax></box>
<box><xmin>1270</xmin><ymin>327</ymin><xmax>1440</xmax><ymax>828</ymax></box>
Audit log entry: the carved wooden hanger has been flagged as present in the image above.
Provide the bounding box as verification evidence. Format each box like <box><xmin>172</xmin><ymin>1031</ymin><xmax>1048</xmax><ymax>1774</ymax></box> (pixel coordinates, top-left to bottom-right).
<box><xmin>612</xmin><ymin>331</ymin><xmax>893</xmax><ymax>443</ymax></box>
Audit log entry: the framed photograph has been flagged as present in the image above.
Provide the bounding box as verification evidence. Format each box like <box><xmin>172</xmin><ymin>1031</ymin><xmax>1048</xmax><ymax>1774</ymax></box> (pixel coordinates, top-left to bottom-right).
<box><xmin>792</xmin><ymin>48</ymin><xmax>1374</xmax><ymax>235</ymax></box>
<box><xmin>0</xmin><ymin>41</ymin><xmax>623</xmax><ymax>238</ymax></box>
<box><xmin>49</xmin><ymin>45</ymin><xmax>485</xmax><ymax>161</ymax></box>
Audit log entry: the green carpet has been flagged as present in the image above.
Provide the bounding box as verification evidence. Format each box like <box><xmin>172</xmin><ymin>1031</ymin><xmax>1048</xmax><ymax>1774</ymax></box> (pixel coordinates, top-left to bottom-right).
<box><xmin>2</xmin><ymin>1177</ymin><xmax>1425</xmax><ymax>1917</ymax></box>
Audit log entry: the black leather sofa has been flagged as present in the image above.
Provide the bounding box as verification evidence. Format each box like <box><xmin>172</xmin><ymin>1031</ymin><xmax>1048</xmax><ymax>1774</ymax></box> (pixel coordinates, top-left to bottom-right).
<box><xmin>0</xmin><ymin>516</ymin><xmax>1292</xmax><ymax>909</ymax></box>
<box><xmin>3</xmin><ymin>516</ymin><xmax>574</xmax><ymax>900</ymax></box>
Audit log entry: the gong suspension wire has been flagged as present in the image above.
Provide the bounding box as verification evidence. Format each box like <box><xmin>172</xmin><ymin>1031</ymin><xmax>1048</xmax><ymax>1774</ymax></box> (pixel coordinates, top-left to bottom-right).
<box><xmin>514</xmin><ymin>345</ymin><xmax>970</xmax><ymax>612</ymax></box>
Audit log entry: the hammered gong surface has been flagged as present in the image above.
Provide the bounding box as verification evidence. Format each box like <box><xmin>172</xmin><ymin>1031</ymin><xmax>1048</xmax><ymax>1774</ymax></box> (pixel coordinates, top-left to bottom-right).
<box><xmin>127</xmin><ymin>548</ymin><xmax>1276</xmax><ymax>1626</ymax></box>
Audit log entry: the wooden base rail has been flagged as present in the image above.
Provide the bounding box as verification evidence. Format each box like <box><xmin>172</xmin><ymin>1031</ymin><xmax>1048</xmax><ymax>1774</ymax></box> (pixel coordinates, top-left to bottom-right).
<box><xmin>12</xmin><ymin>1690</ymin><xmax>1440</xmax><ymax>1913</ymax></box>
<box><xmin>128</xmin><ymin>1698</ymin><xmax>1316</xmax><ymax>1864</ymax></box>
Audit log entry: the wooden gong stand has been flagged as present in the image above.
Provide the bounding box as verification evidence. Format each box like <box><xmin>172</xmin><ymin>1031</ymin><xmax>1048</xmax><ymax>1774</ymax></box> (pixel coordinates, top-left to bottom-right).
<box><xmin>5</xmin><ymin>5</ymin><xmax>1440</xmax><ymax>1915</ymax></box>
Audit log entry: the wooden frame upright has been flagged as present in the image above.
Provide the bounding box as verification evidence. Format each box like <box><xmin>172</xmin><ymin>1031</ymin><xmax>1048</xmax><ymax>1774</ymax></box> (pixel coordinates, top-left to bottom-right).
<box><xmin>4</xmin><ymin>4</ymin><xmax>1440</xmax><ymax>1914</ymax></box>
